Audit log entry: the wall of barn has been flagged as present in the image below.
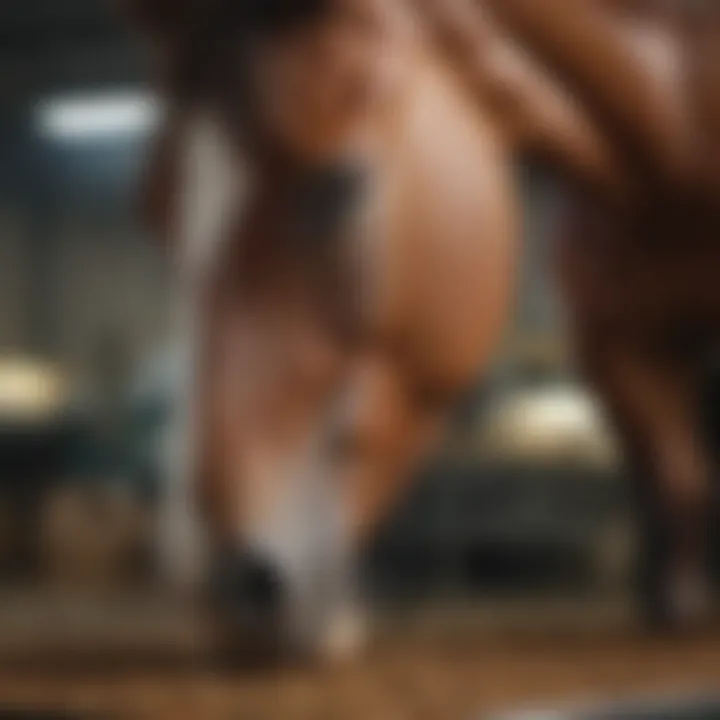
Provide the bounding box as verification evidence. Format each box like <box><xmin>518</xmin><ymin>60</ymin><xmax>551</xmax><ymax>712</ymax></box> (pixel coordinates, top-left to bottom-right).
<box><xmin>0</xmin><ymin>206</ymin><xmax>28</xmax><ymax>353</ymax></box>
<box><xmin>0</xmin><ymin>199</ymin><xmax>169</xmax><ymax>404</ymax></box>
<box><xmin>52</xmin><ymin>210</ymin><xmax>169</xmax><ymax>401</ymax></box>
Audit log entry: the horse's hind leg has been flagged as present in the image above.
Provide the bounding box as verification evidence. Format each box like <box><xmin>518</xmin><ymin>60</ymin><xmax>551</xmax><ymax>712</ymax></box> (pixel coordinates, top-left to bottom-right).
<box><xmin>576</xmin><ymin>334</ymin><xmax>714</xmax><ymax>628</ymax></box>
<box><xmin>697</xmin><ymin>364</ymin><xmax>720</xmax><ymax>592</ymax></box>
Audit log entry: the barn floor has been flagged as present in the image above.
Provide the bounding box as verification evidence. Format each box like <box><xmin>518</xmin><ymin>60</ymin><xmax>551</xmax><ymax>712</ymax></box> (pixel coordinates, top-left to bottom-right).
<box><xmin>0</xmin><ymin>593</ymin><xmax>718</xmax><ymax>719</ymax></box>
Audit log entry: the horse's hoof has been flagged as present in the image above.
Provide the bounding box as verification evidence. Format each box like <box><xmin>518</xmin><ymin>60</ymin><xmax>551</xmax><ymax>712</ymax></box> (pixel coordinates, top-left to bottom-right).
<box><xmin>639</xmin><ymin>569</ymin><xmax>713</xmax><ymax>634</ymax></box>
<box><xmin>205</xmin><ymin>547</ymin><xmax>286</xmax><ymax>667</ymax></box>
<box><xmin>318</xmin><ymin>606</ymin><xmax>369</xmax><ymax>664</ymax></box>
<box><xmin>666</xmin><ymin>570</ymin><xmax>713</xmax><ymax>629</ymax></box>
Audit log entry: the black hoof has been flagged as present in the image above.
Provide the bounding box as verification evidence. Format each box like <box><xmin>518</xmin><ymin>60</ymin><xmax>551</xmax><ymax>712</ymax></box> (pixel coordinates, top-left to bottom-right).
<box><xmin>205</xmin><ymin>547</ymin><xmax>285</xmax><ymax>667</ymax></box>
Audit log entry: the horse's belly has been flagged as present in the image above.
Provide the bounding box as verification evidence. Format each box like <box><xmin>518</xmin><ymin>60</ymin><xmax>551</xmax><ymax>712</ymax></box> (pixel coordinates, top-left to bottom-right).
<box><xmin>364</xmin><ymin>59</ymin><xmax>520</xmax><ymax>391</ymax></box>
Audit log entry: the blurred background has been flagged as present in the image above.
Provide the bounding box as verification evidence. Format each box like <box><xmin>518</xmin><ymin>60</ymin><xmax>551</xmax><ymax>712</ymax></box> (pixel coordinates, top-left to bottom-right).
<box><xmin>0</xmin><ymin>0</ymin><xmax>167</xmax><ymax>592</ymax></box>
<box><xmin>0</xmin><ymin>2</ymin><xmax>716</xmax><ymax>719</ymax></box>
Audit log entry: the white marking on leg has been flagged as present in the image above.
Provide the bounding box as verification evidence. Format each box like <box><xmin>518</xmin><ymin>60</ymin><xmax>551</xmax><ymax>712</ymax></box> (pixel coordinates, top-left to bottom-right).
<box><xmin>246</xmin><ymin>384</ymin><xmax>369</xmax><ymax>659</ymax></box>
<box><xmin>158</xmin><ymin>114</ymin><xmax>251</xmax><ymax>590</ymax></box>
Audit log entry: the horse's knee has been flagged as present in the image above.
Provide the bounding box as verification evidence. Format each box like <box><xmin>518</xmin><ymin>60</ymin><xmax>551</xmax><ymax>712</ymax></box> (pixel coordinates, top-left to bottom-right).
<box><xmin>653</xmin><ymin>444</ymin><xmax>711</xmax><ymax>516</ymax></box>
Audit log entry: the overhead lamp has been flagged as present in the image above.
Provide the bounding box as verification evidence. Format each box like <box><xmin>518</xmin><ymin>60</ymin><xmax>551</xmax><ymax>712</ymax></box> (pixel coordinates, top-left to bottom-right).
<box><xmin>36</xmin><ymin>91</ymin><xmax>162</xmax><ymax>141</ymax></box>
<box><xmin>0</xmin><ymin>356</ymin><xmax>67</xmax><ymax>422</ymax></box>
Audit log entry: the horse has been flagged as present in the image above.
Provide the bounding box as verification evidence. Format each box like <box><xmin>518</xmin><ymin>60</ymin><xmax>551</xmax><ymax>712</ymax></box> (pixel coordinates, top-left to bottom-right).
<box><xmin>539</xmin><ymin>0</ymin><xmax>720</xmax><ymax>627</ymax></box>
<box><xmin>123</xmin><ymin>0</ymin><xmax>720</xmax><ymax>660</ymax></box>
<box><xmin>423</xmin><ymin>0</ymin><xmax>720</xmax><ymax>629</ymax></box>
<box><xmin>125</xmin><ymin>0</ymin><xmax>526</xmax><ymax>660</ymax></box>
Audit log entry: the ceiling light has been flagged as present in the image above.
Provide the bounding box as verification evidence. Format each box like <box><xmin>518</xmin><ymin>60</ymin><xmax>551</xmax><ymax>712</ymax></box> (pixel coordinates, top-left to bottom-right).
<box><xmin>37</xmin><ymin>91</ymin><xmax>162</xmax><ymax>141</ymax></box>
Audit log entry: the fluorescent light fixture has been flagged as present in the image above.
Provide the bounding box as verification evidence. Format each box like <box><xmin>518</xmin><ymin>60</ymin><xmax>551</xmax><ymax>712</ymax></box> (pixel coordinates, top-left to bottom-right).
<box><xmin>0</xmin><ymin>356</ymin><xmax>67</xmax><ymax>421</ymax></box>
<box><xmin>37</xmin><ymin>91</ymin><xmax>163</xmax><ymax>141</ymax></box>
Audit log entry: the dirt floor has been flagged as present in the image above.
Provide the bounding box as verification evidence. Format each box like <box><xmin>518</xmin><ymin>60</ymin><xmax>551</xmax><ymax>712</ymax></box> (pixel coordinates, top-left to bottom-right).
<box><xmin>0</xmin><ymin>595</ymin><xmax>718</xmax><ymax>719</ymax></box>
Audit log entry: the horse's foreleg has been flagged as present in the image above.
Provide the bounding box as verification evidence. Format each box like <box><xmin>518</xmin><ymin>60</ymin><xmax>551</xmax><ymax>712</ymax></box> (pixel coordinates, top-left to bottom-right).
<box><xmin>333</xmin><ymin>357</ymin><xmax>444</xmax><ymax>543</ymax></box>
<box><xmin>315</xmin><ymin>355</ymin><xmax>444</xmax><ymax>658</ymax></box>
<box><xmin>577</xmin><ymin>336</ymin><xmax>713</xmax><ymax>627</ymax></box>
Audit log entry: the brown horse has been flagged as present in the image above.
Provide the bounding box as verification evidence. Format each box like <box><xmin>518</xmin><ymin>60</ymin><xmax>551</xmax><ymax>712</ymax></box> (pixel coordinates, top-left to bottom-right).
<box><xmin>420</xmin><ymin>0</ymin><xmax>720</xmax><ymax>628</ymax></box>
<box><xmin>127</xmin><ymin>0</ymin><xmax>524</xmax><ymax>659</ymax></box>
<box><xmin>124</xmin><ymin>0</ymin><xmax>720</xmax><ymax>658</ymax></box>
<box><xmin>538</xmin><ymin>0</ymin><xmax>720</xmax><ymax>627</ymax></box>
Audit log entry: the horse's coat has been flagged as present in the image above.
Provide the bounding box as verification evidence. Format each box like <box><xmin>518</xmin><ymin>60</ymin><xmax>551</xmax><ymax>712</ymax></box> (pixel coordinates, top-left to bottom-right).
<box><xmin>503</xmin><ymin>0</ymin><xmax>720</xmax><ymax>625</ymax></box>
<box><xmin>126</xmin><ymin>0</ymin><xmax>720</xmax><ymax>655</ymax></box>
<box><xmin>128</xmin><ymin>0</ymin><xmax>522</xmax><ymax>656</ymax></box>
